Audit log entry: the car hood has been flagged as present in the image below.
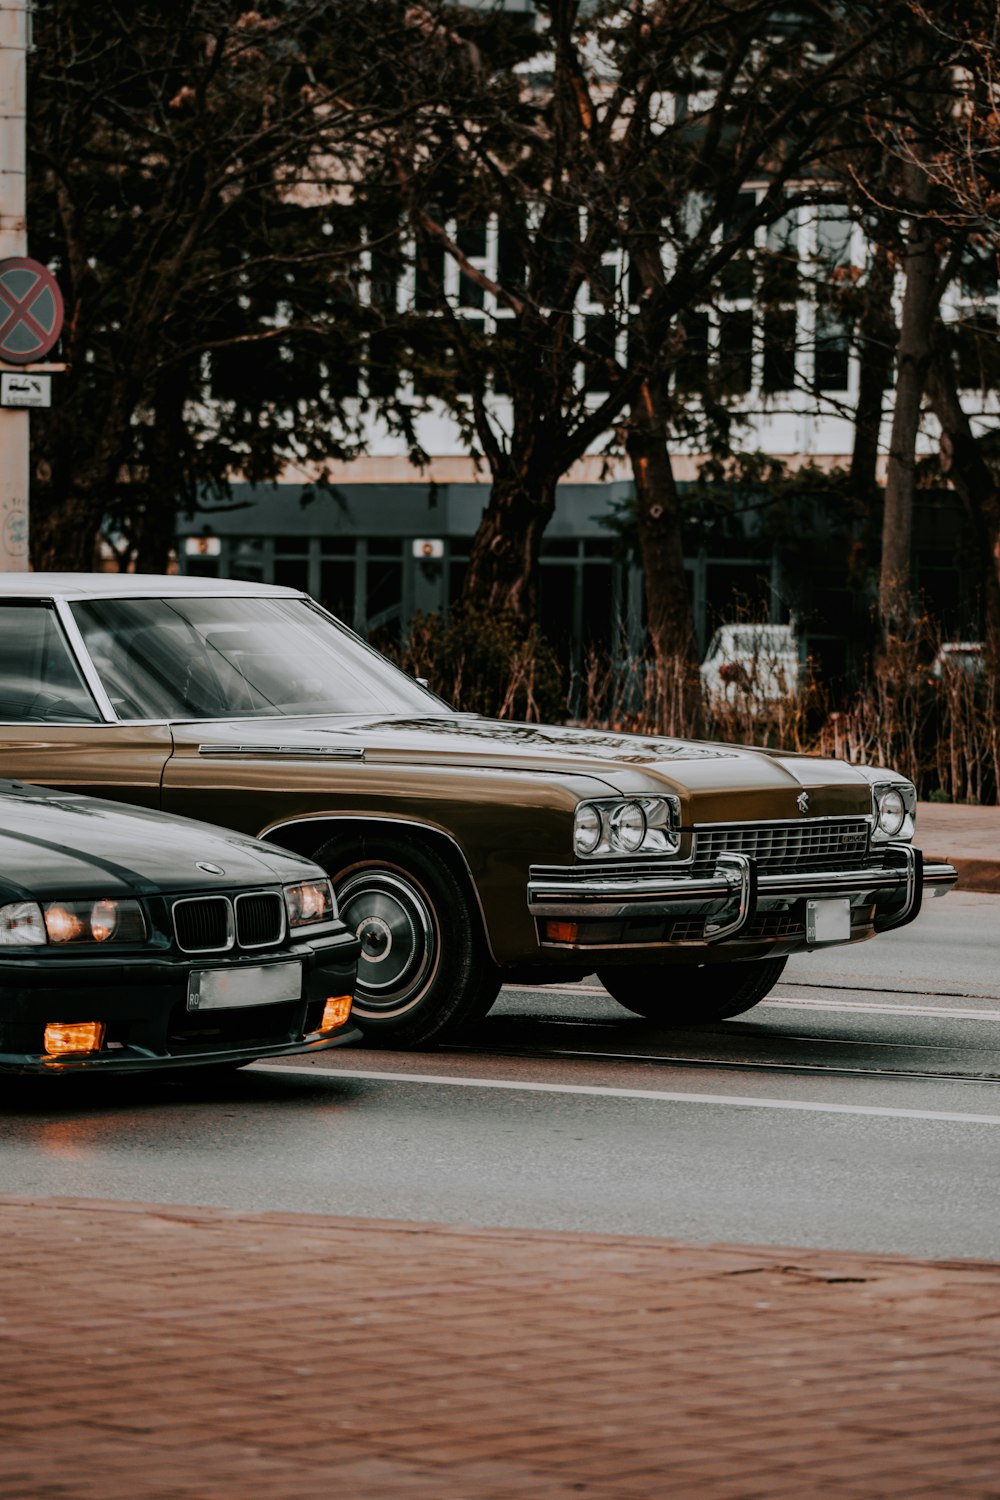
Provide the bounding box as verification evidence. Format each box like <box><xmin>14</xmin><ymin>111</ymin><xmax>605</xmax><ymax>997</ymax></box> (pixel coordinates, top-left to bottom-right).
<box><xmin>0</xmin><ymin>781</ymin><xmax>315</xmax><ymax>901</ymax></box>
<box><xmin>181</xmin><ymin>714</ymin><xmax>879</xmax><ymax>822</ymax></box>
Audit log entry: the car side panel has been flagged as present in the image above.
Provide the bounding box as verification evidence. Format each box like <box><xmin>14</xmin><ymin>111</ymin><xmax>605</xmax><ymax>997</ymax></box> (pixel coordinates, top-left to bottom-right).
<box><xmin>160</xmin><ymin>755</ymin><xmax>613</xmax><ymax>965</ymax></box>
<box><xmin>0</xmin><ymin>725</ymin><xmax>173</xmax><ymax>806</ymax></box>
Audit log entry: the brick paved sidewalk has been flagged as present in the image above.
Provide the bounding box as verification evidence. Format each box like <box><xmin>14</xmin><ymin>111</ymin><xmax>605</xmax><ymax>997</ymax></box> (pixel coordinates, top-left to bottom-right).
<box><xmin>2</xmin><ymin>1197</ymin><xmax>999</xmax><ymax>1498</ymax></box>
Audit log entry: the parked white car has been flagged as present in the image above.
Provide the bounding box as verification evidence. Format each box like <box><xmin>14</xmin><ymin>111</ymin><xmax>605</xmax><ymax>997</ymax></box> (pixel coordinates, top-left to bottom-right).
<box><xmin>700</xmin><ymin>623</ymin><xmax>802</xmax><ymax>704</ymax></box>
<box><xmin>930</xmin><ymin>642</ymin><xmax>985</xmax><ymax>678</ymax></box>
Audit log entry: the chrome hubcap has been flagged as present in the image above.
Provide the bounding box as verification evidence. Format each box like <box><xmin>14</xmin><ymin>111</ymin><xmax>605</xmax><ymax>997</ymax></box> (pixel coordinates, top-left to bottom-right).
<box><xmin>337</xmin><ymin>869</ymin><xmax>437</xmax><ymax>1016</ymax></box>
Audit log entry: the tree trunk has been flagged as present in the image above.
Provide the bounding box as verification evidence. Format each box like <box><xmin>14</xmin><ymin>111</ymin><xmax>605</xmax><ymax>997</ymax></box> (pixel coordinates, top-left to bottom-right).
<box><xmin>879</xmin><ymin>163</ymin><xmax>938</xmax><ymax>637</ymax></box>
<box><xmin>925</xmin><ymin>330</ymin><xmax>1000</xmax><ymax>654</ymax></box>
<box><xmin>461</xmin><ymin>464</ymin><xmax>556</xmax><ymax>626</ymax></box>
<box><xmin>131</xmin><ymin>496</ymin><xmax>182</xmax><ymax>576</ymax></box>
<box><xmin>851</xmin><ymin>242</ymin><xmax>895</xmax><ymax>516</ymax></box>
<box><xmin>29</xmin><ymin>490</ymin><xmax>103</xmax><ymax>572</ymax></box>
<box><xmin>131</xmin><ymin>367</ymin><xmax>191</xmax><ymax>574</ymax></box>
<box><xmin>626</xmin><ymin>378</ymin><xmax>701</xmax><ymax>735</ymax></box>
<box><xmin>844</xmin><ymin>242</ymin><xmax>897</xmax><ymax>669</ymax></box>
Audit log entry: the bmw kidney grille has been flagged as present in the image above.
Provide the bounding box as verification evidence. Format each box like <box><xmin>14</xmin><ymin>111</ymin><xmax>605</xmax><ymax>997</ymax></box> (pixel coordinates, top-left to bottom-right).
<box><xmin>172</xmin><ymin>892</ymin><xmax>285</xmax><ymax>953</ymax></box>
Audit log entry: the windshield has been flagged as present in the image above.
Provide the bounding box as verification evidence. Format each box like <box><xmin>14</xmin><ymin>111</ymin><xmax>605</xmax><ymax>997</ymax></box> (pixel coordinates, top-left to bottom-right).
<box><xmin>70</xmin><ymin>596</ymin><xmax>445</xmax><ymax>721</ymax></box>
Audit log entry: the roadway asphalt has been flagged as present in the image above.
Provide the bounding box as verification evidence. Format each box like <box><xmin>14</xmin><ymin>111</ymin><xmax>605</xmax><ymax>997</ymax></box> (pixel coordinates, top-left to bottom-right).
<box><xmin>2</xmin><ymin>889</ymin><xmax>999</xmax><ymax>1260</ymax></box>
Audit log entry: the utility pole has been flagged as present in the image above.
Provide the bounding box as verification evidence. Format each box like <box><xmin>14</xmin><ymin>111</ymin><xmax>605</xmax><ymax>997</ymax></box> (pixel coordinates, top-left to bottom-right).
<box><xmin>0</xmin><ymin>0</ymin><xmax>28</xmax><ymax>570</ymax></box>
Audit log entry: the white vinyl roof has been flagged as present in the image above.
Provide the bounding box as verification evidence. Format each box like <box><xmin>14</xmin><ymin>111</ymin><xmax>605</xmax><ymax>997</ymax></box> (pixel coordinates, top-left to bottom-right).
<box><xmin>0</xmin><ymin>573</ymin><xmax>302</xmax><ymax>600</ymax></box>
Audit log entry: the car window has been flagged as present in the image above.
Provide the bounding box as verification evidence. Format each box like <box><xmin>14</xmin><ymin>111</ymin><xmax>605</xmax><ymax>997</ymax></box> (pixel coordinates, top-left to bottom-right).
<box><xmin>0</xmin><ymin>604</ymin><xmax>102</xmax><ymax>723</ymax></box>
<box><xmin>71</xmin><ymin>596</ymin><xmax>444</xmax><ymax>720</ymax></box>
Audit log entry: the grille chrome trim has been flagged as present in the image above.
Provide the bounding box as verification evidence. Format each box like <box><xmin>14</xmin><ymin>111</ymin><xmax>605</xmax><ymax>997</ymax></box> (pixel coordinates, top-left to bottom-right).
<box><xmin>172</xmin><ymin>896</ymin><xmax>235</xmax><ymax>954</ymax></box>
<box><xmin>691</xmin><ymin>818</ymin><xmax>871</xmax><ymax>875</ymax></box>
<box><xmin>234</xmin><ymin>891</ymin><xmax>286</xmax><ymax>950</ymax></box>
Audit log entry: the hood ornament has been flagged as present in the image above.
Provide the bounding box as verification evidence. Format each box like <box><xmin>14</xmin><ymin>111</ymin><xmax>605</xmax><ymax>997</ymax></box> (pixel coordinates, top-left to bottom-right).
<box><xmin>796</xmin><ymin>792</ymin><xmax>810</xmax><ymax>814</ymax></box>
<box><xmin>196</xmin><ymin>861</ymin><xmax>225</xmax><ymax>875</ymax></box>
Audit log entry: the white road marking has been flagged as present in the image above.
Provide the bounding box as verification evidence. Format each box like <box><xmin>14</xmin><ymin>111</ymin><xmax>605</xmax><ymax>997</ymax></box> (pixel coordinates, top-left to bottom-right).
<box><xmin>766</xmin><ymin>997</ymin><xmax>1000</xmax><ymax>1021</ymax></box>
<box><xmin>254</xmin><ymin>1064</ymin><xmax>1000</xmax><ymax>1126</ymax></box>
<box><xmin>504</xmin><ymin>984</ymin><xmax>1000</xmax><ymax>1022</ymax></box>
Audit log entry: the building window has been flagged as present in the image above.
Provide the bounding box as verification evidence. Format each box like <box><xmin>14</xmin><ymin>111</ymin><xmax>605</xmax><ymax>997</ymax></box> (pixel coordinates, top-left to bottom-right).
<box><xmin>320</xmin><ymin>544</ymin><xmax>358</xmax><ymax>624</ymax></box>
<box><xmin>811</xmin><ymin>206</ymin><xmax>854</xmax><ymax>393</ymax></box>
<box><xmin>760</xmin><ymin>210</ymin><xmax>799</xmax><ymax>394</ymax></box>
<box><xmin>951</xmin><ymin>243</ymin><xmax>1000</xmax><ymax>392</ymax></box>
<box><xmin>230</xmin><ymin>538</ymin><xmax>267</xmax><ymax>583</ymax></box>
<box><xmin>718</xmin><ymin>308</ymin><xmax>753</xmax><ymax>395</ymax></box>
<box><xmin>367</xmin><ymin>541</ymin><xmax>405</xmax><ymax>636</ymax></box>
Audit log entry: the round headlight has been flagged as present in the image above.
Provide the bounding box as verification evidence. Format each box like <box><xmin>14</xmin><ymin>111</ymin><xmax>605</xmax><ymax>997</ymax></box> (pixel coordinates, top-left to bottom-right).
<box><xmin>608</xmin><ymin>801</ymin><xmax>647</xmax><ymax>853</ymax></box>
<box><xmin>90</xmin><ymin>899</ymin><xmax>120</xmax><ymax>943</ymax></box>
<box><xmin>574</xmin><ymin>803</ymin><xmax>603</xmax><ymax>856</ymax></box>
<box><xmin>877</xmin><ymin>787</ymin><xmax>906</xmax><ymax>837</ymax></box>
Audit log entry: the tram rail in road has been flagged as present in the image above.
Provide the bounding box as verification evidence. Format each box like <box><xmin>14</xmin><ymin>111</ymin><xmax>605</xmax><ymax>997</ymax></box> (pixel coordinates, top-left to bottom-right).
<box><xmin>437</xmin><ymin>993</ymin><xmax>1000</xmax><ymax>1086</ymax></box>
<box><xmin>259</xmin><ymin>965</ymin><xmax>1000</xmax><ymax>1127</ymax></box>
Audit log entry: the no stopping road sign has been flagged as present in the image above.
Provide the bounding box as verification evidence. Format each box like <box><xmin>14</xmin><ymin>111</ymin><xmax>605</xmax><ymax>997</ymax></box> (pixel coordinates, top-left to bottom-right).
<box><xmin>0</xmin><ymin>258</ymin><xmax>64</xmax><ymax>364</ymax></box>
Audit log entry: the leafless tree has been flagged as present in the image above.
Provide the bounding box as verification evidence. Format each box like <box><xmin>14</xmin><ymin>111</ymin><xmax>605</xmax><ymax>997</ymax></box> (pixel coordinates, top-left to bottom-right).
<box><xmin>28</xmin><ymin>0</ymin><xmax>421</xmax><ymax>570</ymax></box>
<box><xmin>378</xmin><ymin>0</ymin><xmax>913</xmax><ymax>715</ymax></box>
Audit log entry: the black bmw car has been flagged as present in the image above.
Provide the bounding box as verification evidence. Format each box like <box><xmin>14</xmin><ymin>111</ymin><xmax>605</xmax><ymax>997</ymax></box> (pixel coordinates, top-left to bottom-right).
<box><xmin>0</xmin><ymin>779</ymin><xmax>361</xmax><ymax>1073</ymax></box>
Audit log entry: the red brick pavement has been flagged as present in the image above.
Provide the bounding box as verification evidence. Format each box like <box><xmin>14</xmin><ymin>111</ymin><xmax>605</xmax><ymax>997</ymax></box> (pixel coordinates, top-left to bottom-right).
<box><xmin>2</xmin><ymin>1195</ymin><xmax>999</xmax><ymax>1498</ymax></box>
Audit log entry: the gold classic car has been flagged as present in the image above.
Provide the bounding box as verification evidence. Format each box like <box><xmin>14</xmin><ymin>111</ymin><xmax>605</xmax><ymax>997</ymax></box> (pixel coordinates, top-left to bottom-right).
<box><xmin>0</xmin><ymin>574</ymin><xmax>956</xmax><ymax>1047</ymax></box>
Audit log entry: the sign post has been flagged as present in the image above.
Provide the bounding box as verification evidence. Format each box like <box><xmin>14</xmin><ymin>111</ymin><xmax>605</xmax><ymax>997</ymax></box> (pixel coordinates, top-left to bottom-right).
<box><xmin>0</xmin><ymin>1</ymin><xmax>30</xmax><ymax>570</ymax></box>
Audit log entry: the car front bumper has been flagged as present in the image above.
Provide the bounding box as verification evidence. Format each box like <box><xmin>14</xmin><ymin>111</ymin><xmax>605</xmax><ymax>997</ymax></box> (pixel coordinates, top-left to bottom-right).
<box><xmin>0</xmin><ymin>930</ymin><xmax>362</xmax><ymax>1075</ymax></box>
<box><xmin>527</xmin><ymin>844</ymin><xmax>957</xmax><ymax>955</ymax></box>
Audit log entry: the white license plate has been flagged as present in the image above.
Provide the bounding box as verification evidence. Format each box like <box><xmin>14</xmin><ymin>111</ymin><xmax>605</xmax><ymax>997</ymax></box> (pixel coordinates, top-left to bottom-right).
<box><xmin>187</xmin><ymin>960</ymin><xmax>302</xmax><ymax>1011</ymax></box>
<box><xmin>805</xmin><ymin>898</ymin><xmax>852</xmax><ymax>945</ymax></box>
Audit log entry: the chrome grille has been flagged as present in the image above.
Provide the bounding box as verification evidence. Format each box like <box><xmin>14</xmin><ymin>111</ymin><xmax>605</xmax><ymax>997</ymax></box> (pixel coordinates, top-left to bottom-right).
<box><xmin>173</xmin><ymin>896</ymin><xmax>232</xmax><ymax>954</ymax></box>
<box><xmin>235</xmin><ymin>892</ymin><xmax>284</xmax><ymax>949</ymax></box>
<box><xmin>691</xmin><ymin>819</ymin><xmax>871</xmax><ymax>875</ymax></box>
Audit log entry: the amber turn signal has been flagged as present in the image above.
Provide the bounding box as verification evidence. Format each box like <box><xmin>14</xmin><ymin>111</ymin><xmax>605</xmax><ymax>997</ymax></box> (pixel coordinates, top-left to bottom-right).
<box><xmin>320</xmin><ymin>995</ymin><xmax>352</xmax><ymax>1032</ymax></box>
<box><xmin>44</xmin><ymin>1021</ymin><xmax>106</xmax><ymax>1056</ymax></box>
<box><xmin>543</xmin><ymin>920</ymin><xmax>579</xmax><ymax>943</ymax></box>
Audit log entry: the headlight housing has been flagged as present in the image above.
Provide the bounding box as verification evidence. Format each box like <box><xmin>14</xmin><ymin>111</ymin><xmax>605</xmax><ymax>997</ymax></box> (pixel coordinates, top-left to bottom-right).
<box><xmin>573</xmin><ymin>796</ymin><xmax>680</xmax><ymax>858</ymax></box>
<box><xmin>0</xmin><ymin>901</ymin><xmax>47</xmax><ymax>946</ymax></box>
<box><xmin>0</xmin><ymin>898</ymin><xmax>147</xmax><ymax>946</ymax></box>
<box><xmin>44</xmin><ymin>898</ymin><xmax>147</xmax><ymax>944</ymax></box>
<box><xmin>871</xmin><ymin>781</ymin><xmax>916</xmax><ymax>843</ymax></box>
<box><xmin>284</xmin><ymin>879</ymin><xmax>338</xmax><ymax>930</ymax></box>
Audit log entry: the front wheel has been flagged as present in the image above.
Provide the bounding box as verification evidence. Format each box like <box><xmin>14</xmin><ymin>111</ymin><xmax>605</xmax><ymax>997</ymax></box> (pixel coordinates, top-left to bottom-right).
<box><xmin>598</xmin><ymin>956</ymin><xmax>787</xmax><ymax>1023</ymax></box>
<box><xmin>313</xmin><ymin>834</ymin><xmax>501</xmax><ymax>1048</ymax></box>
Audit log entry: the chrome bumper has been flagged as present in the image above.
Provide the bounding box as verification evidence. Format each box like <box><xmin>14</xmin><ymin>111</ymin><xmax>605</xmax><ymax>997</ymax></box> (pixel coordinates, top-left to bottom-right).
<box><xmin>527</xmin><ymin>844</ymin><xmax>957</xmax><ymax>945</ymax></box>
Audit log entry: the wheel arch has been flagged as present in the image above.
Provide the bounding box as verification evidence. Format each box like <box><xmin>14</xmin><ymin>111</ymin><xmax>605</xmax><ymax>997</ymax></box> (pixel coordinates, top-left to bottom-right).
<box><xmin>262</xmin><ymin>813</ymin><xmax>500</xmax><ymax>965</ymax></box>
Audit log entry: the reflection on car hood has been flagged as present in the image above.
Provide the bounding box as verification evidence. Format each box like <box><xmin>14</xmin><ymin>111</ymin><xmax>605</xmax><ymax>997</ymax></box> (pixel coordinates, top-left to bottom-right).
<box><xmin>184</xmin><ymin>714</ymin><xmax>877</xmax><ymax>818</ymax></box>
<box><xmin>0</xmin><ymin>781</ymin><xmax>314</xmax><ymax>900</ymax></box>
<box><xmin>191</xmin><ymin>713</ymin><xmax>735</xmax><ymax>764</ymax></box>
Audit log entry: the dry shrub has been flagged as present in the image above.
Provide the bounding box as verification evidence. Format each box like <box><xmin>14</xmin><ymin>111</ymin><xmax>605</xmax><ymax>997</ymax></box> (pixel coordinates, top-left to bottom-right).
<box><xmin>579</xmin><ymin>631</ymin><xmax>999</xmax><ymax>803</ymax></box>
<box><xmin>574</xmin><ymin>646</ymin><xmax>704</xmax><ymax>738</ymax></box>
<box><xmin>574</xmin><ymin>637</ymin><xmax>819</xmax><ymax>750</ymax></box>
<box><xmin>391</xmin><ymin>603</ymin><xmax>564</xmax><ymax>723</ymax></box>
<box><xmin>820</xmin><ymin>640</ymin><xmax>999</xmax><ymax>804</ymax></box>
<box><xmin>389</xmin><ymin>606</ymin><xmax>1000</xmax><ymax>804</ymax></box>
<box><xmin>817</xmin><ymin>636</ymin><xmax>929</xmax><ymax>787</ymax></box>
<box><xmin>932</xmin><ymin>658</ymin><xmax>999</xmax><ymax>805</ymax></box>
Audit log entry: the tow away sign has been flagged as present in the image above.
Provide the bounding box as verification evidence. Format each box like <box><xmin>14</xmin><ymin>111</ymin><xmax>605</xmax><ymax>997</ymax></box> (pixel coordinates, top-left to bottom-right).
<box><xmin>1</xmin><ymin>372</ymin><xmax>51</xmax><ymax>408</ymax></box>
